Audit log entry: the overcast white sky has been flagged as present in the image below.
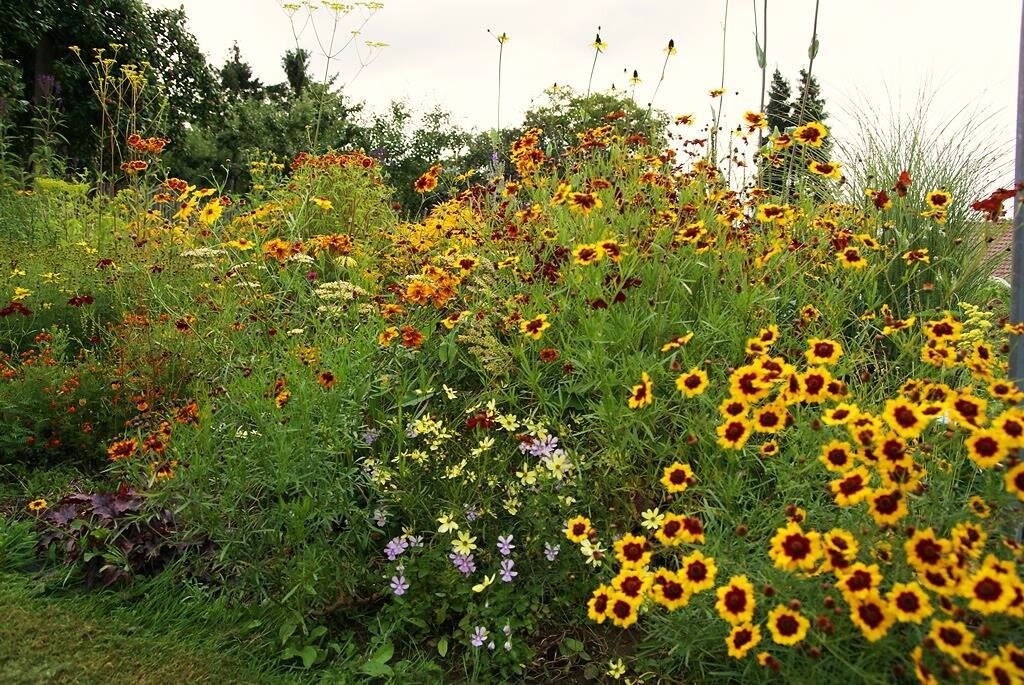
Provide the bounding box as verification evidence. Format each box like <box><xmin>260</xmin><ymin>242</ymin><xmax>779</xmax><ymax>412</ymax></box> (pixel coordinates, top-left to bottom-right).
<box><xmin>148</xmin><ymin>0</ymin><xmax>1020</xmax><ymax>176</ymax></box>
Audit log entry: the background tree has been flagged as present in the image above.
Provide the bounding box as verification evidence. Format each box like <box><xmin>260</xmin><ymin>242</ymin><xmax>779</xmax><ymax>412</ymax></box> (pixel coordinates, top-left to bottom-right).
<box><xmin>282</xmin><ymin>49</ymin><xmax>312</xmax><ymax>98</ymax></box>
<box><xmin>219</xmin><ymin>42</ymin><xmax>264</xmax><ymax>102</ymax></box>
<box><xmin>0</xmin><ymin>0</ymin><xmax>220</xmax><ymax>172</ymax></box>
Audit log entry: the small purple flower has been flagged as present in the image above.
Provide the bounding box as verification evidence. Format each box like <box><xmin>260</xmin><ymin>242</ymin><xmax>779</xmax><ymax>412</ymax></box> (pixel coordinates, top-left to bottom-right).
<box><xmin>499</xmin><ymin>558</ymin><xmax>517</xmax><ymax>582</ymax></box>
<box><xmin>470</xmin><ymin>626</ymin><xmax>488</xmax><ymax>648</ymax></box>
<box><xmin>384</xmin><ymin>536</ymin><xmax>409</xmax><ymax>561</ymax></box>
<box><xmin>363</xmin><ymin>428</ymin><xmax>380</xmax><ymax>446</ymax></box>
<box><xmin>390</xmin><ymin>575</ymin><xmax>408</xmax><ymax>596</ymax></box>
<box><xmin>544</xmin><ymin>542</ymin><xmax>560</xmax><ymax>561</ymax></box>
<box><xmin>497</xmin><ymin>534</ymin><xmax>515</xmax><ymax>556</ymax></box>
<box><xmin>449</xmin><ymin>552</ymin><xmax>476</xmax><ymax>576</ymax></box>
<box><xmin>373</xmin><ymin>508</ymin><xmax>387</xmax><ymax>527</ymax></box>
<box><xmin>464</xmin><ymin>505</ymin><xmax>479</xmax><ymax>522</ymax></box>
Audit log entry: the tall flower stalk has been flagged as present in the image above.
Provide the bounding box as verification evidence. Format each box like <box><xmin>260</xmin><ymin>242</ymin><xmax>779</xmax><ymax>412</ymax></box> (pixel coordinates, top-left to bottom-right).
<box><xmin>783</xmin><ymin>0</ymin><xmax>822</xmax><ymax>197</ymax></box>
<box><xmin>709</xmin><ymin>0</ymin><xmax>730</xmax><ymax>165</ymax></box>
<box><xmin>487</xmin><ymin>29</ymin><xmax>509</xmax><ymax>155</ymax></box>
<box><xmin>586</xmin><ymin>29</ymin><xmax>606</xmax><ymax>97</ymax></box>
<box><xmin>648</xmin><ymin>39</ymin><xmax>676</xmax><ymax>115</ymax></box>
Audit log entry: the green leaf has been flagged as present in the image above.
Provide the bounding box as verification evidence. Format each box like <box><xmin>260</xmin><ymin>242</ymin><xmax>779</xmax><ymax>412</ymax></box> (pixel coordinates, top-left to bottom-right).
<box><xmin>368</xmin><ymin>642</ymin><xmax>394</xmax><ymax>664</ymax></box>
<box><xmin>278</xmin><ymin>621</ymin><xmax>298</xmax><ymax>646</ymax></box>
<box><xmin>808</xmin><ymin>37</ymin><xmax>820</xmax><ymax>60</ymax></box>
<box><xmin>437</xmin><ymin>636</ymin><xmax>448</xmax><ymax>657</ymax></box>
<box><xmin>298</xmin><ymin>645</ymin><xmax>317</xmax><ymax>669</ymax></box>
<box><xmin>753</xmin><ymin>33</ymin><xmax>766</xmax><ymax>69</ymax></box>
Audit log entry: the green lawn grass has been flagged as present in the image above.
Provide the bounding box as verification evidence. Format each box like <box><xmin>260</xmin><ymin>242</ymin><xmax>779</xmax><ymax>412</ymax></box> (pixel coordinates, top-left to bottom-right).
<box><xmin>0</xmin><ymin>573</ymin><xmax>294</xmax><ymax>685</ymax></box>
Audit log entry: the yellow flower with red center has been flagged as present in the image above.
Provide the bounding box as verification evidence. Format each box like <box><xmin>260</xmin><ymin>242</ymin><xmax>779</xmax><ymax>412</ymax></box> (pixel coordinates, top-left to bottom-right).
<box><xmin>675</xmin><ymin>368</ymin><xmax>709</xmax><ymax>397</ymax></box>
<box><xmin>715</xmin><ymin>575</ymin><xmax>756</xmax><ymax>624</ymax></box>
<box><xmin>837</xmin><ymin>246</ymin><xmax>868</xmax><ymax>270</ymax></box>
<box><xmin>818</xmin><ymin>440</ymin><xmax>858</xmax><ymax>473</ymax></box>
<box><xmin>768</xmin><ymin>522</ymin><xmax>822</xmax><ymax>572</ymax></box>
<box><xmin>743</xmin><ymin>111</ymin><xmax>768</xmax><ymax>131</ymax></box>
<box><xmin>822</xmin><ymin>403</ymin><xmax>859</xmax><ymax>426</ymax></box>
<box><xmin>611</xmin><ymin>568</ymin><xmax>651</xmax><ymax>605</ymax></box>
<box><xmin>572</xmin><ymin>243</ymin><xmax>604</xmax><ymax>265</ymax></box>
<box><xmin>587</xmin><ymin>584</ymin><xmax>613</xmax><ymax>624</ymax></box>
<box><xmin>716</xmin><ymin>418</ymin><xmax>752</xmax><ymax>450</ymax></box>
<box><xmin>849</xmin><ymin>592</ymin><xmax>895</xmax><ymax>642</ymax></box>
<box><xmin>649</xmin><ymin>568</ymin><xmax>691</xmax><ymax>610</ymax></box>
<box><xmin>107</xmin><ymin>438</ymin><xmax>138</xmax><ymax>461</ymax></box>
<box><xmin>925</xmin><ymin>189</ymin><xmax>952</xmax><ymax>210</ymax></box>
<box><xmin>882</xmin><ymin>398</ymin><xmax>928</xmax><ymax>439</ymax></box>
<box><xmin>607</xmin><ymin>593</ymin><xmax>639</xmax><ymax>628</ymax></box>
<box><xmin>887</xmin><ymin>582</ymin><xmax>933</xmax><ymax>624</ymax></box>
<box><xmin>613</xmin><ymin>533</ymin><xmax>652</xmax><ymax>569</ymax></box>
<box><xmin>680</xmin><ymin>550</ymin><xmax>717</xmax><ymax>593</ymax></box>
<box><xmin>565</xmin><ymin>515</ymin><xmax>593</xmax><ymax>543</ymax></box>
<box><xmin>752</xmin><ymin>402</ymin><xmax>788</xmax><ymax>434</ymax></box>
<box><xmin>805</xmin><ymin>338</ymin><xmax>843</xmax><ymax>365</ymax></box>
<box><xmin>660</xmin><ymin>462</ymin><xmax>694</xmax><ymax>493</ymax></box>
<box><xmin>831</xmin><ymin>466</ymin><xmax>872</xmax><ymax>506</ymax></box>
<box><xmin>793</xmin><ymin>121</ymin><xmax>828</xmax><ymax>147</ymax></box>
<box><xmin>627</xmin><ymin>372</ymin><xmax>654</xmax><ymax>409</ymax></box>
<box><xmin>568</xmin><ymin>191</ymin><xmax>602</xmax><ymax>215</ymax></box>
<box><xmin>766</xmin><ymin>605</ymin><xmax>810</xmax><ymax>646</ymax></box>
<box><xmin>965</xmin><ymin>428</ymin><xmax>1009</xmax><ymax>468</ymax></box>
<box><xmin>655</xmin><ymin>512</ymin><xmax>688</xmax><ymax>547</ymax></box>
<box><xmin>929</xmin><ymin>618</ymin><xmax>975</xmax><ymax>657</ymax></box>
<box><xmin>835</xmin><ymin>562</ymin><xmax>883</xmax><ymax>602</ymax></box>
<box><xmin>27</xmin><ymin>498</ymin><xmax>47</xmax><ymax>512</ymax></box>
<box><xmin>725</xmin><ymin>623</ymin><xmax>761</xmax><ymax>659</ymax></box>
<box><xmin>1005</xmin><ymin>462</ymin><xmax>1024</xmax><ymax>501</ymax></box>
<box><xmin>378</xmin><ymin>326</ymin><xmax>399</xmax><ymax>347</ymax></box>
<box><xmin>866</xmin><ymin>488</ymin><xmax>908</xmax><ymax>527</ymax></box>
<box><xmin>963</xmin><ymin>567</ymin><xmax>1015</xmax><ymax>615</ymax></box>
<box><xmin>520</xmin><ymin>313</ymin><xmax>551</xmax><ymax>340</ymax></box>
<box><xmin>661</xmin><ymin>332</ymin><xmax>693</xmax><ymax>352</ymax></box>
<box><xmin>808</xmin><ymin>160</ymin><xmax>842</xmax><ymax>180</ymax></box>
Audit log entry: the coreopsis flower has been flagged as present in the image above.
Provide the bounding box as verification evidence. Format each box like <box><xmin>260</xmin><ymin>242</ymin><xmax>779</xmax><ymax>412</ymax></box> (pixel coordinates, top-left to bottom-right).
<box><xmin>627</xmin><ymin>372</ymin><xmax>653</xmax><ymax>409</ymax></box>
<box><xmin>881</xmin><ymin>399</ymin><xmax>927</xmax><ymax>439</ymax></box>
<box><xmin>587</xmin><ymin>585</ymin><xmax>613</xmax><ymax>624</ymax></box>
<box><xmin>568</xmin><ymin>191</ymin><xmax>602</xmax><ymax>215</ymax></box>
<box><xmin>849</xmin><ymin>593</ymin><xmax>895</xmax><ymax>642</ymax></box>
<box><xmin>607</xmin><ymin>594</ymin><xmax>639</xmax><ymax>628</ymax></box>
<box><xmin>768</xmin><ymin>522</ymin><xmax>821</xmax><ymax>572</ymax></box>
<box><xmin>649</xmin><ymin>568</ymin><xmax>690</xmax><ymax>610</ymax></box>
<box><xmin>675</xmin><ymin>113</ymin><xmax>695</xmax><ymax>125</ymax></box>
<box><xmin>805</xmin><ymin>338</ymin><xmax>843</xmax><ymax>365</ymax></box>
<box><xmin>565</xmin><ymin>515</ymin><xmax>592</xmax><ymax>543</ymax></box>
<box><xmin>965</xmin><ymin>429</ymin><xmax>1008</xmax><ymax>468</ymax></box>
<box><xmin>660</xmin><ymin>462</ymin><xmax>694</xmax><ymax>493</ymax></box>
<box><xmin>766</xmin><ymin>605</ymin><xmax>810</xmax><ymax>646</ymax></box>
<box><xmin>793</xmin><ymin>121</ymin><xmax>828</xmax><ymax>147</ymax></box>
<box><xmin>743</xmin><ymin>111</ymin><xmax>768</xmax><ymax>132</ymax></box>
<box><xmin>573</xmin><ymin>243</ymin><xmax>604</xmax><ymax>265</ymax></box>
<box><xmin>655</xmin><ymin>513</ymin><xmax>689</xmax><ymax>547</ymax></box>
<box><xmin>680</xmin><ymin>550</ymin><xmax>717</xmax><ymax>593</ymax></box>
<box><xmin>752</xmin><ymin>403</ymin><xmax>788</xmax><ymax>434</ymax></box>
<box><xmin>866</xmin><ymin>488</ymin><xmax>907</xmax><ymax>526</ymax></box>
<box><xmin>887</xmin><ymin>582</ymin><xmax>933</xmax><ymax>624</ymax></box>
<box><xmin>837</xmin><ymin>246</ymin><xmax>868</xmax><ymax>269</ymax></box>
<box><xmin>613</xmin><ymin>533</ymin><xmax>652</xmax><ymax>569</ymax></box>
<box><xmin>675</xmin><ymin>368</ymin><xmax>709</xmax><ymax>397</ymax></box>
<box><xmin>661</xmin><ymin>333</ymin><xmax>693</xmax><ymax>351</ymax></box>
<box><xmin>27</xmin><ymin>498</ymin><xmax>47</xmax><ymax>512</ymax></box>
<box><xmin>835</xmin><ymin>562</ymin><xmax>883</xmax><ymax>602</ymax></box>
<box><xmin>1005</xmin><ymin>462</ymin><xmax>1024</xmax><ymax>501</ymax></box>
<box><xmin>925</xmin><ymin>189</ymin><xmax>952</xmax><ymax>210</ymax></box>
<box><xmin>904</xmin><ymin>528</ymin><xmax>951</xmax><ymax>573</ymax></box>
<box><xmin>818</xmin><ymin>440</ymin><xmax>857</xmax><ymax>473</ymax></box>
<box><xmin>107</xmin><ymin>437</ymin><xmax>138</xmax><ymax>461</ymax></box>
<box><xmin>715</xmin><ymin>575</ymin><xmax>756</xmax><ymax>624</ymax></box>
<box><xmin>520</xmin><ymin>314</ymin><xmax>551</xmax><ymax>340</ymax></box>
<box><xmin>807</xmin><ymin>160</ymin><xmax>841</xmax><ymax>180</ymax></box>
<box><xmin>929</xmin><ymin>618</ymin><xmax>975</xmax><ymax>658</ymax></box>
<box><xmin>592</xmin><ymin>32</ymin><xmax>607</xmax><ymax>52</ymax></box>
<box><xmin>726</xmin><ymin>623</ymin><xmax>761</xmax><ymax>659</ymax></box>
<box><xmin>378</xmin><ymin>326</ymin><xmax>399</xmax><ymax>347</ymax></box>
<box><xmin>902</xmin><ymin>248</ymin><xmax>930</xmax><ymax>264</ymax></box>
<box><xmin>611</xmin><ymin>568</ymin><xmax>650</xmax><ymax>604</ymax></box>
<box><xmin>964</xmin><ymin>567</ymin><xmax>1015</xmax><ymax>614</ymax></box>
<box><xmin>822</xmin><ymin>404</ymin><xmax>858</xmax><ymax>426</ymax></box>
<box><xmin>716</xmin><ymin>418</ymin><xmax>752</xmax><ymax>450</ymax></box>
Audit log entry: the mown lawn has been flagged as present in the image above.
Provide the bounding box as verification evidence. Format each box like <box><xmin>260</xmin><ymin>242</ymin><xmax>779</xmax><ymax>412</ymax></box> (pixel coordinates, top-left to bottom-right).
<box><xmin>0</xmin><ymin>574</ymin><xmax>291</xmax><ymax>685</ymax></box>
